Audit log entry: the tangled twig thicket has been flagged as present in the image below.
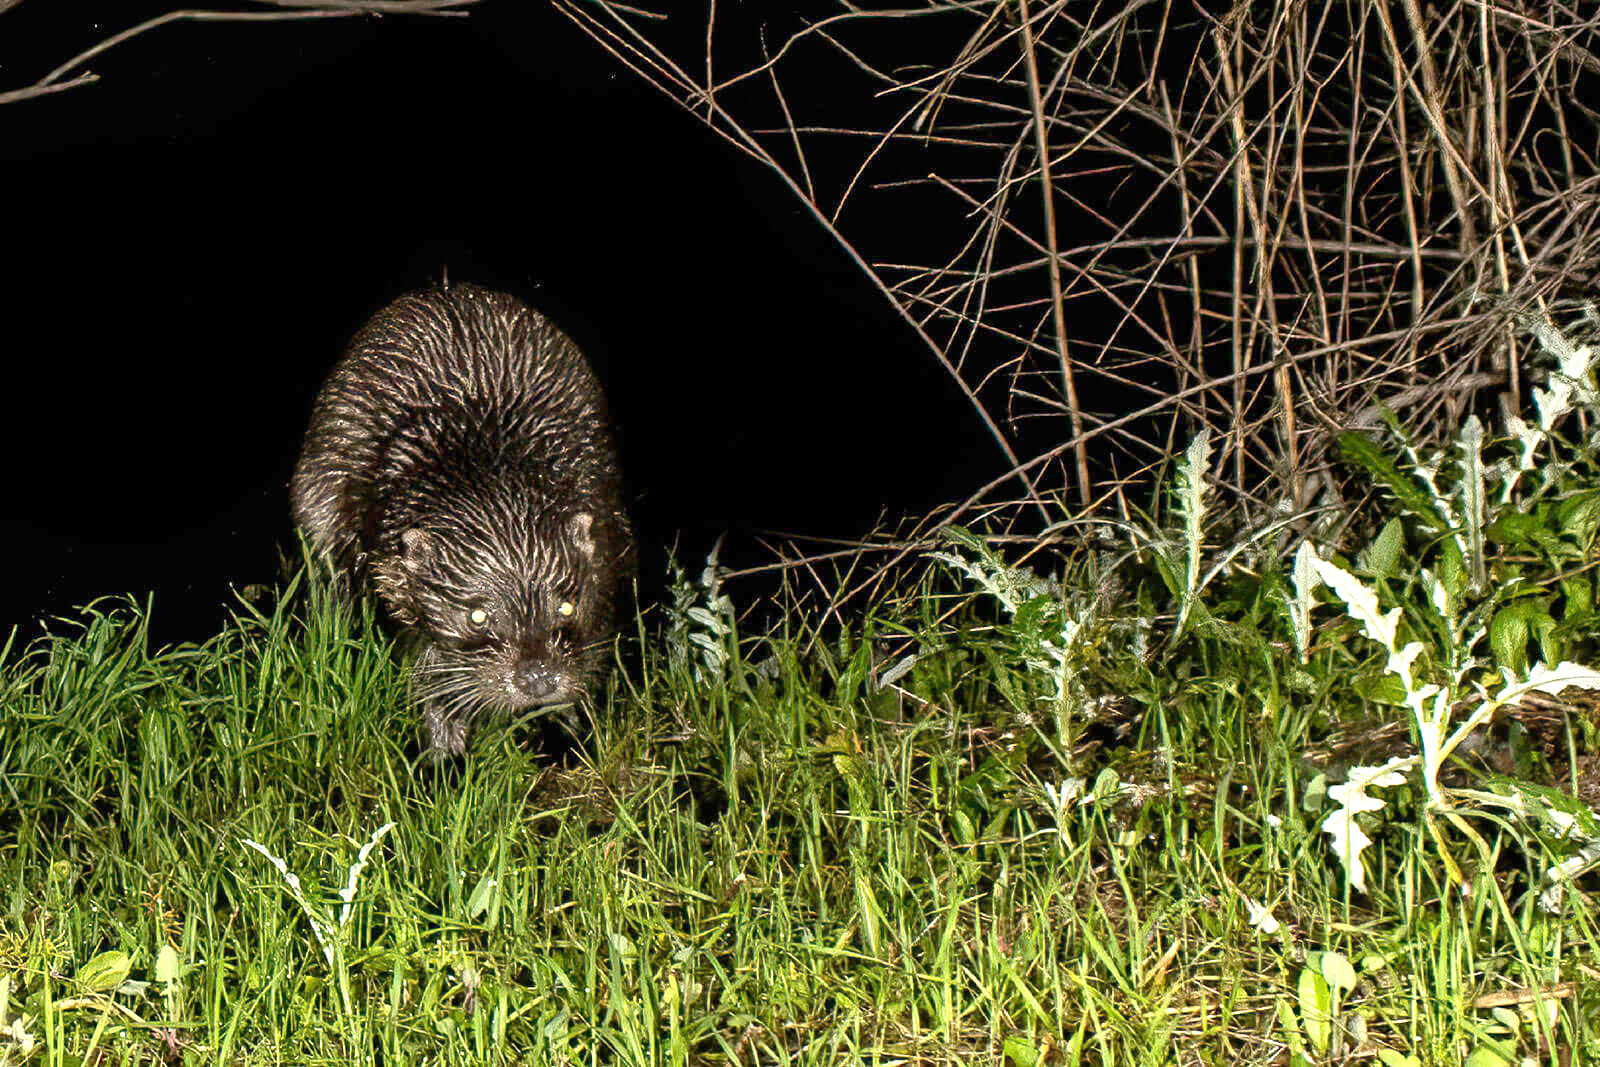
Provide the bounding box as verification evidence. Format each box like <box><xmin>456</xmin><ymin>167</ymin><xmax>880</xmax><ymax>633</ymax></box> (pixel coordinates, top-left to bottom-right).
<box><xmin>556</xmin><ymin>0</ymin><xmax>1600</xmax><ymax>523</ymax></box>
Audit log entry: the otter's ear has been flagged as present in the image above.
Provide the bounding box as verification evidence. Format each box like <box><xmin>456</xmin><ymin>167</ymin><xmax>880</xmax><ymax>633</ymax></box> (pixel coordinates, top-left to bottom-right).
<box><xmin>400</xmin><ymin>528</ymin><xmax>436</xmax><ymax>574</ymax></box>
<box><xmin>567</xmin><ymin>512</ymin><xmax>596</xmax><ymax>560</ymax></box>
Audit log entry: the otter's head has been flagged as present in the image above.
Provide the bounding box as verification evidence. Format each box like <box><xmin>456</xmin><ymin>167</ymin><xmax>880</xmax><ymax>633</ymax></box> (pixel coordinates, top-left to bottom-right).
<box><xmin>370</xmin><ymin>502</ymin><xmax>618</xmax><ymax>740</ymax></box>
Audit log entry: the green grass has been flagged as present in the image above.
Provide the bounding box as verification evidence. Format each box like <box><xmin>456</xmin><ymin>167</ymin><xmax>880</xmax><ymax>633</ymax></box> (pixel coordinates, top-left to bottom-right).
<box><xmin>7</xmin><ymin>346</ymin><xmax>1600</xmax><ymax>1063</ymax></box>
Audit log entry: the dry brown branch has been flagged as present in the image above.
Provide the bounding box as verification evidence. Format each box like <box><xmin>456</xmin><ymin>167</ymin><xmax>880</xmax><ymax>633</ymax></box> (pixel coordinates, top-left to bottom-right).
<box><xmin>0</xmin><ymin>0</ymin><xmax>474</xmax><ymax>107</ymax></box>
<box><xmin>552</xmin><ymin>0</ymin><xmax>1049</xmax><ymax>520</ymax></box>
<box><xmin>1017</xmin><ymin>0</ymin><xmax>1091</xmax><ymax>509</ymax></box>
<box><xmin>557</xmin><ymin>0</ymin><xmax>1598</xmax><ymax>524</ymax></box>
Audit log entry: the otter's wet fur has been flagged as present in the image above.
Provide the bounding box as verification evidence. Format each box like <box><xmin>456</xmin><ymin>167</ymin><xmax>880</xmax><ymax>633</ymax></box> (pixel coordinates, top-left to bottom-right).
<box><xmin>291</xmin><ymin>284</ymin><xmax>631</xmax><ymax>754</ymax></box>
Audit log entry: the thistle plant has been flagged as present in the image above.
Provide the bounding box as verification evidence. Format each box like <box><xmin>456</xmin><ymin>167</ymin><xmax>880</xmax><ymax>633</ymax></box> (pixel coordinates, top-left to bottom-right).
<box><xmin>240</xmin><ymin>821</ymin><xmax>396</xmax><ymax>1016</ymax></box>
<box><xmin>928</xmin><ymin>525</ymin><xmax>1085</xmax><ymax>718</ymax></box>
<box><xmin>1308</xmin><ymin>307</ymin><xmax>1600</xmax><ymax>896</ymax></box>
<box><xmin>664</xmin><ymin>537</ymin><xmax>738</xmax><ymax>686</ymax></box>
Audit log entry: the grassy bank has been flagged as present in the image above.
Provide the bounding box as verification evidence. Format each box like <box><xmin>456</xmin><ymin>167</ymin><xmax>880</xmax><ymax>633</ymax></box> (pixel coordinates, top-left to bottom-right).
<box><xmin>6</xmin><ymin>357</ymin><xmax>1600</xmax><ymax>1064</ymax></box>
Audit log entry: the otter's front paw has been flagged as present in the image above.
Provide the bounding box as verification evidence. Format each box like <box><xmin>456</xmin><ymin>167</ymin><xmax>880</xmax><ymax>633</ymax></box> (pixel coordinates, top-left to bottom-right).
<box><xmin>423</xmin><ymin>703</ymin><xmax>470</xmax><ymax>756</ymax></box>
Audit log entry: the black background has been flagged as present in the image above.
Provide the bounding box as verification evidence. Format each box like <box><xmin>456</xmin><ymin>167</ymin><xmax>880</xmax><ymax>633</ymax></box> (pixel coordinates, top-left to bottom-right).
<box><xmin>0</xmin><ymin>1</ymin><xmax>1006</xmax><ymax>643</ymax></box>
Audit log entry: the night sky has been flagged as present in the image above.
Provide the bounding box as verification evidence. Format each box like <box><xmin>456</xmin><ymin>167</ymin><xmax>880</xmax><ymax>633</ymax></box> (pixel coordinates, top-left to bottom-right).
<box><xmin>0</xmin><ymin>2</ymin><xmax>1006</xmax><ymax>643</ymax></box>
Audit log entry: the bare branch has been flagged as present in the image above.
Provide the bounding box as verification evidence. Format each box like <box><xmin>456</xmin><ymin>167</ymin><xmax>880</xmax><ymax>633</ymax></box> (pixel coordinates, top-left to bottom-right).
<box><xmin>1</xmin><ymin>1</ymin><xmax>475</xmax><ymax>106</ymax></box>
<box><xmin>556</xmin><ymin>0</ymin><xmax>1598</xmax><ymax>519</ymax></box>
<box><xmin>1016</xmin><ymin>0</ymin><xmax>1090</xmax><ymax>508</ymax></box>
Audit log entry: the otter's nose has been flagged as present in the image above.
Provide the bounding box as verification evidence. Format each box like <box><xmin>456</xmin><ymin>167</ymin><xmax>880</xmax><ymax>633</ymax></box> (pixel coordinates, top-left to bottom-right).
<box><xmin>514</xmin><ymin>660</ymin><xmax>562</xmax><ymax>704</ymax></box>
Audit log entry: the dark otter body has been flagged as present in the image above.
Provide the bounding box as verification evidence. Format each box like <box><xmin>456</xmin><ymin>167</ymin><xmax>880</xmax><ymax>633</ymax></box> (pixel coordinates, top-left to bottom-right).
<box><xmin>291</xmin><ymin>284</ymin><xmax>631</xmax><ymax>754</ymax></box>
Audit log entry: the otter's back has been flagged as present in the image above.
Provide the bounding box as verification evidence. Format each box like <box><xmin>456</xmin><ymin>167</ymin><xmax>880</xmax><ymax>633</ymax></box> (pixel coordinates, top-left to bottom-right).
<box><xmin>291</xmin><ymin>285</ymin><xmax>621</xmax><ymax>568</ymax></box>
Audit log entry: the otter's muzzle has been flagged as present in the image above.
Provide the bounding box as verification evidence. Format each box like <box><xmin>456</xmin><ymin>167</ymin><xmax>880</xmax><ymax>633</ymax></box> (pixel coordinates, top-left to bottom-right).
<box><xmin>513</xmin><ymin>660</ymin><xmax>567</xmax><ymax>705</ymax></box>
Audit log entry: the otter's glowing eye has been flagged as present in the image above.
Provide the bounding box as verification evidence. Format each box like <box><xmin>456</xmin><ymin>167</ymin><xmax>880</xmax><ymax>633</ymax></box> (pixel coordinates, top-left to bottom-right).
<box><xmin>558</xmin><ymin>601</ymin><xmax>575</xmax><ymax>617</ymax></box>
<box><xmin>468</xmin><ymin>607</ymin><xmax>489</xmax><ymax>626</ymax></box>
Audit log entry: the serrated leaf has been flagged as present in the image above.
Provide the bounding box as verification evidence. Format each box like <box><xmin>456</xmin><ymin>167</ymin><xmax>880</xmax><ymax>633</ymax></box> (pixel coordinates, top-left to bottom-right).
<box><xmin>1177</xmin><ymin>430</ymin><xmax>1213</xmax><ymax>548</ymax></box>
<box><xmin>1321</xmin><ymin>757</ymin><xmax>1412</xmax><ymax>893</ymax></box>
<box><xmin>1461</xmin><ymin>779</ymin><xmax>1600</xmax><ymax>842</ymax></box>
<box><xmin>1457</xmin><ymin>415</ymin><xmax>1486</xmax><ymax>588</ymax></box>
<box><xmin>1517</xmin><ymin>660</ymin><xmax>1600</xmax><ymax>696</ymax></box>
<box><xmin>337</xmin><ymin>821</ymin><xmax>395</xmax><ymax>927</ymax></box>
<box><xmin>1287</xmin><ymin>542</ymin><xmax>1320</xmax><ymax>661</ymax></box>
<box><xmin>1162</xmin><ymin>429</ymin><xmax>1214</xmax><ymax>647</ymax></box>
<box><xmin>685</xmin><ymin>606</ymin><xmax>726</xmax><ymax>631</ymax></box>
<box><xmin>1312</xmin><ymin>558</ymin><xmax>1400</xmax><ymax>651</ymax></box>
<box><xmin>1364</xmin><ymin>519</ymin><xmax>1405</xmax><ymax>578</ymax></box>
<box><xmin>1336</xmin><ymin>432</ymin><xmax>1450</xmax><ymax>530</ymax></box>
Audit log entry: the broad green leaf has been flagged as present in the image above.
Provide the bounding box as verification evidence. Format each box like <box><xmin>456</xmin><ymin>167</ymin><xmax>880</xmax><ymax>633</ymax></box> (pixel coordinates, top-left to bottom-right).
<box><xmin>1560</xmin><ymin>576</ymin><xmax>1592</xmax><ymax>623</ymax></box>
<box><xmin>1320</xmin><ymin>951</ymin><xmax>1357</xmax><ymax>993</ymax></box>
<box><xmin>1377</xmin><ymin>1051</ymin><xmax>1422</xmax><ymax>1067</ymax></box>
<box><xmin>1489</xmin><ymin>606</ymin><xmax>1531</xmax><ymax>673</ymax></box>
<box><xmin>1486</xmin><ymin>511</ymin><xmax>1541</xmax><ymax>548</ymax></box>
<box><xmin>1274</xmin><ymin>996</ymin><xmax>1305</xmax><ymax>1057</ymax></box>
<box><xmin>1557</xmin><ymin>491</ymin><xmax>1600</xmax><ymax>547</ymax></box>
<box><xmin>1463</xmin><ymin>1042</ymin><xmax>1516</xmax><ymax>1066</ymax></box>
<box><xmin>1353</xmin><ymin>673</ymin><xmax>1410</xmax><ymax>707</ymax></box>
<box><xmin>1296</xmin><ymin>964</ymin><xmax>1332</xmax><ymax>1055</ymax></box>
<box><xmin>1437</xmin><ymin>540</ymin><xmax>1466</xmax><ymax>598</ymax></box>
<box><xmin>1002</xmin><ymin>1036</ymin><xmax>1041</xmax><ymax>1067</ymax></box>
<box><xmin>466</xmin><ymin>870</ymin><xmax>497</xmax><ymax>921</ymax></box>
<box><xmin>76</xmin><ymin>949</ymin><xmax>132</xmax><ymax>993</ymax></box>
<box><xmin>155</xmin><ymin>944</ymin><xmax>180</xmax><ymax>986</ymax></box>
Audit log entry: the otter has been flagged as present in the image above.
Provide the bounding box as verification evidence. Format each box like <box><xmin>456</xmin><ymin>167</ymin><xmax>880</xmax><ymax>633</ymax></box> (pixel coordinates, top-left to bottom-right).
<box><xmin>291</xmin><ymin>284</ymin><xmax>631</xmax><ymax>754</ymax></box>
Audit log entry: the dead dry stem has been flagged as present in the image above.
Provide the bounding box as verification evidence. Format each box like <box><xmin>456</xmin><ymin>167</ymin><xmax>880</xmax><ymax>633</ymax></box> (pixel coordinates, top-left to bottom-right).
<box><xmin>555</xmin><ymin>0</ymin><xmax>1600</xmax><ymax>524</ymax></box>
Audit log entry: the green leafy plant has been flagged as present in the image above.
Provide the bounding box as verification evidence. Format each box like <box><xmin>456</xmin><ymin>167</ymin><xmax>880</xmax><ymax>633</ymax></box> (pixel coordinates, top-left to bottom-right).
<box><xmin>1307</xmin><ymin>309</ymin><xmax>1600</xmax><ymax>896</ymax></box>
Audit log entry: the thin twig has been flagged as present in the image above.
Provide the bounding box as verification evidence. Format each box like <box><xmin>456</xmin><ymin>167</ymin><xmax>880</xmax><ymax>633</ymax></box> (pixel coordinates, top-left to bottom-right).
<box><xmin>0</xmin><ymin>1</ymin><xmax>473</xmax><ymax>106</ymax></box>
<box><xmin>1016</xmin><ymin>0</ymin><xmax>1090</xmax><ymax>508</ymax></box>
